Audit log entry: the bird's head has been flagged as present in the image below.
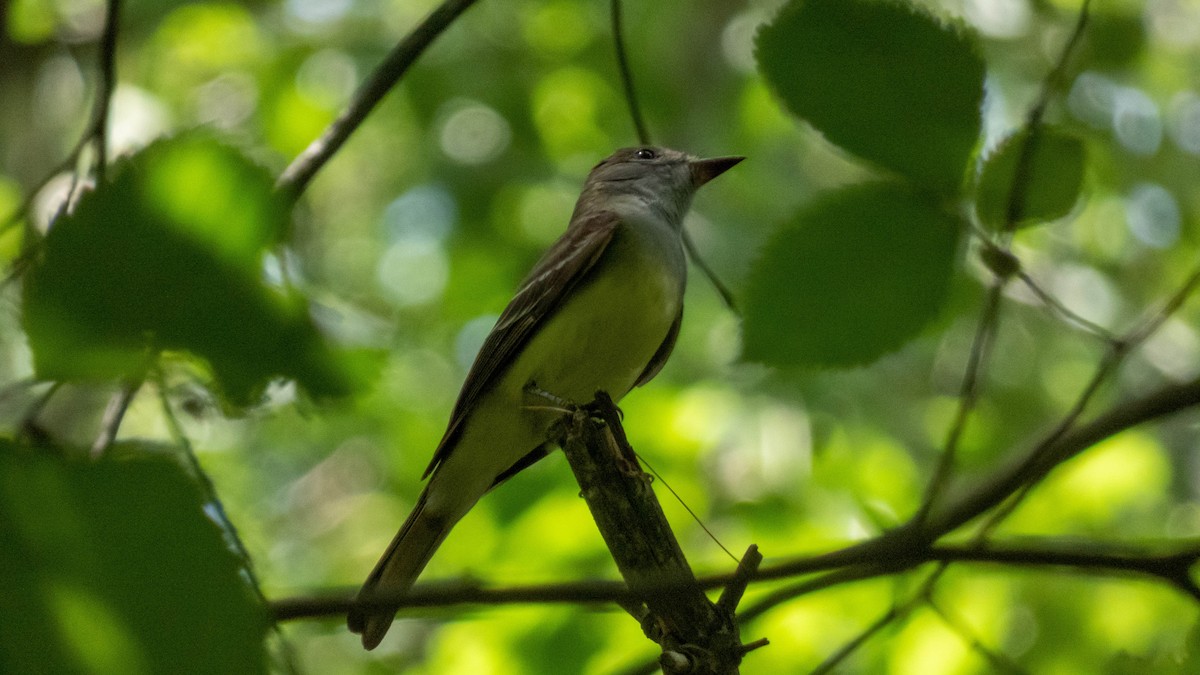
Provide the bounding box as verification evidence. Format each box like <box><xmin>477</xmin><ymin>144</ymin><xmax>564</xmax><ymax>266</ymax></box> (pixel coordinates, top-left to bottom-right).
<box><xmin>581</xmin><ymin>146</ymin><xmax>743</xmax><ymax>224</ymax></box>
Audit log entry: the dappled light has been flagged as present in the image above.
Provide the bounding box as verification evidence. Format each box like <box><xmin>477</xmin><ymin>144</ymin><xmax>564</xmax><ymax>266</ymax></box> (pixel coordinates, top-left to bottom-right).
<box><xmin>4</xmin><ymin>0</ymin><xmax>1200</xmax><ymax>673</ymax></box>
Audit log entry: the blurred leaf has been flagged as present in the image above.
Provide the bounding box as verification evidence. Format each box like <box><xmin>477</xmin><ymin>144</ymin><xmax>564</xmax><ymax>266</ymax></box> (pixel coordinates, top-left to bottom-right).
<box><xmin>21</xmin><ymin>133</ymin><xmax>351</xmax><ymax>407</ymax></box>
<box><xmin>6</xmin><ymin>0</ymin><xmax>58</xmax><ymax>43</ymax></box>
<box><xmin>975</xmin><ymin>126</ymin><xmax>1086</xmax><ymax>230</ymax></box>
<box><xmin>1181</xmin><ymin>617</ymin><xmax>1200</xmax><ymax>673</ymax></box>
<box><xmin>755</xmin><ymin>0</ymin><xmax>985</xmax><ymax>192</ymax></box>
<box><xmin>0</xmin><ymin>440</ymin><xmax>267</xmax><ymax>674</ymax></box>
<box><xmin>742</xmin><ymin>183</ymin><xmax>962</xmax><ymax>367</ymax></box>
<box><xmin>1079</xmin><ymin>12</ymin><xmax>1147</xmax><ymax>70</ymax></box>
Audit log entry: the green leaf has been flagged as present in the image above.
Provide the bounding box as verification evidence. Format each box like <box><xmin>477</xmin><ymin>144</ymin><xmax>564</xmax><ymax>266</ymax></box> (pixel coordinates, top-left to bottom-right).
<box><xmin>1079</xmin><ymin>11</ymin><xmax>1147</xmax><ymax>69</ymax></box>
<box><xmin>0</xmin><ymin>441</ymin><xmax>267</xmax><ymax>675</ymax></box>
<box><xmin>22</xmin><ymin>133</ymin><xmax>351</xmax><ymax>407</ymax></box>
<box><xmin>743</xmin><ymin>183</ymin><xmax>963</xmax><ymax>367</ymax></box>
<box><xmin>756</xmin><ymin>0</ymin><xmax>985</xmax><ymax>193</ymax></box>
<box><xmin>975</xmin><ymin>126</ymin><xmax>1086</xmax><ymax>230</ymax></box>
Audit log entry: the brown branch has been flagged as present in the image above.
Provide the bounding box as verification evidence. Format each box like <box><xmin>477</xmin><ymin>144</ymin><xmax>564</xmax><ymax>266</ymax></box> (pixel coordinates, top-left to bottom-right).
<box><xmin>273</xmin><ymin>579</ymin><xmax>634</xmax><ymax>622</ymax></box>
<box><xmin>926</xmin><ymin>377</ymin><xmax>1200</xmax><ymax>535</ymax></box>
<box><xmin>558</xmin><ymin>392</ymin><xmax>758</xmax><ymax>674</ymax></box>
<box><xmin>267</xmin><ymin>535</ymin><xmax>1200</xmax><ymax>630</ymax></box>
<box><xmin>275</xmin><ymin>0</ymin><xmax>480</xmax><ymax>203</ymax></box>
<box><xmin>270</xmin><ymin>373</ymin><xmax>1200</xmax><ymax>626</ymax></box>
<box><xmin>929</xmin><ymin>541</ymin><xmax>1200</xmax><ymax>599</ymax></box>
<box><xmin>92</xmin><ymin>0</ymin><xmax>122</xmax><ymax>183</ymax></box>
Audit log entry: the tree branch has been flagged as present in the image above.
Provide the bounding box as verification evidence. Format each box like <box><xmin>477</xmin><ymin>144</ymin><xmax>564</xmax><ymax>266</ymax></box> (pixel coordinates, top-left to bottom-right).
<box><xmin>927</xmin><ymin>377</ymin><xmax>1200</xmax><ymax>535</ymax></box>
<box><xmin>275</xmin><ymin>0</ymin><xmax>481</xmax><ymax>202</ymax></box>
<box><xmin>2</xmin><ymin>0</ymin><xmax>123</xmax><ymax>285</ymax></box>
<box><xmin>922</xmin><ymin>0</ymin><xmax>1094</xmax><ymax>525</ymax></box>
<box><xmin>269</xmin><ymin>367</ymin><xmax>1200</xmax><ymax>628</ymax></box>
<box><xmin>92</xmin><ymin>0</ymin><xmax>122</xmax><ymax>184</ymax></box>
<box><xmin>268</xmin><ymin>534</ymin><xmax>1200</xmax><ymax>624</ymax></box>
<box><xmin>557</xmin><ymin>392</ymin><xmax>760</xmax><ymax>674</ymax></box>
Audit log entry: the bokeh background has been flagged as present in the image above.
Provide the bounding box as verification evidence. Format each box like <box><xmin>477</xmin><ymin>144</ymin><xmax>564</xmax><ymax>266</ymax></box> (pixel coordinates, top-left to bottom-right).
<box><xmin>4</xmin><ymin>0</ymin><xmax>1200</xmax><ymax>672</ymax></box>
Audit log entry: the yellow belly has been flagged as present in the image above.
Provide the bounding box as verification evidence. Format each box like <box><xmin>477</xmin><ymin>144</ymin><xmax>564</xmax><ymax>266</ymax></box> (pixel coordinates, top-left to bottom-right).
<box><xmin>424</xmin><ymin>220</ymin><xmax>684</xmax><ymax>516</ymax></box>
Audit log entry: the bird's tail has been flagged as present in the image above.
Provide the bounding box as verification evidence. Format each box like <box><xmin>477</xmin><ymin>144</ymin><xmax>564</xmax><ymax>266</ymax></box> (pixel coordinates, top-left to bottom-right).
<box><xmin>347</xmin><ymin>489</ymin><xmax>451</xmax><ymax>650</ymax></box>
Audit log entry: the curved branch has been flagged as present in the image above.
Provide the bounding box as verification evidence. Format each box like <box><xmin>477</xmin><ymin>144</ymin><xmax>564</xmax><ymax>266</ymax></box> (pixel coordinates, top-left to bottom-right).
<box><xmin>927</xmin><ymin>377</ymin><xmax>1200</xmax><ymax>535</ymax></box>
<box><xmin>275</xmin><ymin>0</ymin><xmax>481</xmax><ymax>202</ymax></box>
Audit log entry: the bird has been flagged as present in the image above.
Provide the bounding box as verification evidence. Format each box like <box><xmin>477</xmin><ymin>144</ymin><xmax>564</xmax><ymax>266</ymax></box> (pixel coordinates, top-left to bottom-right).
<box><xmin>348</xmin><ymin>146</ymin><xmax>742</xmax><ymax>649</ymax></box>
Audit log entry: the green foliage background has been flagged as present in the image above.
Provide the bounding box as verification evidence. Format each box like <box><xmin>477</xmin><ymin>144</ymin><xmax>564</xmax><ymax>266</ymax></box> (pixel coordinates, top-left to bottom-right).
<box><xmin>3</xmin><ymin>0</ymin><xmax>1200</xmax><ymax>673</ymax></box>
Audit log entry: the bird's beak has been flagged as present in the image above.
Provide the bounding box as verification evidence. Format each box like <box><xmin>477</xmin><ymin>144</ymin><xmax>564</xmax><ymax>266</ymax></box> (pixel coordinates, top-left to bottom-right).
<box><xmin>690</xmin><ymin>156</ymin><xmax>744</xmax><ymax>188</ymax></box>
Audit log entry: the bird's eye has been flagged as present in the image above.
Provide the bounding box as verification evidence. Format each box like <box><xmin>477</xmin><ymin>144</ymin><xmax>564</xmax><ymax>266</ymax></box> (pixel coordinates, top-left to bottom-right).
<box><xmin>635</xmin><ymin>148</ymin><xmax>657</xmax><ymax>160</ymax></box>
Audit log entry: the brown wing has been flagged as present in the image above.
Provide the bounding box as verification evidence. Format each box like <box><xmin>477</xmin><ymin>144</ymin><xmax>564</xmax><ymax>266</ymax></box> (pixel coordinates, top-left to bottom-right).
<box><xmin>421</xmin><ymin>210</ymin><xmax>622</xmax><ymax>478</ymax></box>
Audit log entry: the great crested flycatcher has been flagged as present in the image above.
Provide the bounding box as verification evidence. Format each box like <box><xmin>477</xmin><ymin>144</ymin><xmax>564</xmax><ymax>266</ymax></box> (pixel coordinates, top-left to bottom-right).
<box><xmin>349</xmin><ymin>146</ymin><xmax>742</xmax><ymax>649</ymax></box>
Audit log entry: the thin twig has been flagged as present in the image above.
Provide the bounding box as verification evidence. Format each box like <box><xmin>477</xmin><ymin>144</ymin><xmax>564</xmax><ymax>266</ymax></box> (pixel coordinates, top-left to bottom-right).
<box><xmin>611</xmin><ymin>0</ymin><xmax>649</xmax><ymax>145</ymax></box>
<box><xmin>0</xmin><ymin>154</ymin><xmax>74</xmax><ymax>237</ymax></box>
<box><xmin>633</xmin><ymin>449</ymin><xmax>738</xmax><ymax>562</ymax></box>
<box><xmin>809</xmin><ymin>604</ymin><xmax>899</xmax><ymax>674</ymax></box>
<box><xmin>609</xmin><ymin>0</ymin><xmax>739</xmax><ymax>319</ymax></box>
<box><xmin>1013</xmin><ymin>269</ymin><xmax>1116</xmax><ymax>341</ymax></box>
<box><xmin>975</xmin><ymin>260</ymin><xmax>1200</xmax><ymax>535</ymax></box>
<box><xmin>682</xmin><ymin>228</ymin><xmax>739</xmax><ymax>315</ymax></box>
<box><xmin>970</xmin><ymin>225</ymin><xmax>1115</xmax><ymax>341</ymax></box>
<box><xmin>1124</xmin><ymin>265</ymin><xmax>1200</xmax><ymax>346</ymax></box>
<box><xmin>92</xmin><ymin>0</ymin><xmax>122</xmax><ymax>183</ymax></box>
<box><xmin>1002</xmin><ymin>0</ymin><xmax>1090</xmax><ymax>235</ymax></box>
<box><xmin>926</xmin><ymin>376</ymin><xmax>1200</xmax><ymax>535</ymax></box>
<box><xmin>926</xmin><ymin>598</ymin><xmax>1030</xmax><ymax>675</ymax></box>
<box><xmin>1</xmin><ymin>0</ymin><xmax>122</xmax><ymax>285</ymax></box>
<box><xmin>17</xmin><ymin>380</ymin><xmax>62</xmax><ymax>445</ymax></box>
<box><xmin>921</xmin><ymin>0</ymin><xmax>1093</xmax><ymax>523</ymax></box>
<box><xmin>973</xmin><ymin>348</ymin><xmax>1121</xmax><ymax>536</ymax></box>
<box><xmin>154</xmin><ymin>367</ymin><xmax>302</xmax><ymax>675</ymax></box>
<box><xmin>90</xmin><ymin>375</ymin><xmax>144</xmax><ymax>458</ymax></box>
<box><xmin>916</xmin><ymin>280</ymin><xmax>1003</xmax><ymax>525</ymax></box>
<box><xmin>808</xmin><ymin>565</ymin><xmax>946</xmax><ymax>675</ymax></box>
<box><xmin>275</xmin><ymin>0</ymin><xmax>481</xmax><ymax>202</ymax></box>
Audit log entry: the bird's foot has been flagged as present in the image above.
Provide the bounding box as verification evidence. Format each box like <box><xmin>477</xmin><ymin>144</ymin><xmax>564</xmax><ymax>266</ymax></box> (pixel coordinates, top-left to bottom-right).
<box><xmin>522</xmin><ymin>380</ymin><xmax>576</xmax><ymax>414</ymax></box>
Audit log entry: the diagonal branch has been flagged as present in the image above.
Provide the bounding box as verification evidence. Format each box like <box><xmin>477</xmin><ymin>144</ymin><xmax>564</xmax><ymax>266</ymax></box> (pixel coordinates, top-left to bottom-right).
<box><xmin>275</xmin><ymin>0</ymin><xmax>481</xmax><ymax>202</ymax></box>
<box><xmin>927</xmin><ymin>377</ymin><xmax>1200</xmax><ymax>536</ymax></box>
<box><xmin>974</xmin><ymin>259</ymin><xmax>1200</xmax><ymax>535</ymax></box>
<box><xmin>921</xmin><ymin>0</ymin><xmax>1093</xmax><ymax>523</ymax></box>
<box><xmin>1001</xmin><ymin>0</ymin><xmax>1091</xmax><ymax>233</ymax></box>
